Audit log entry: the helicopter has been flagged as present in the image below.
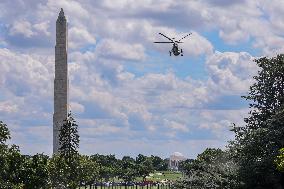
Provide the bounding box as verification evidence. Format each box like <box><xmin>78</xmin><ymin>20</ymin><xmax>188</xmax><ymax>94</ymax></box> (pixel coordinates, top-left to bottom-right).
<box><xmin>154</xmin><ymin>32</ymin><xmax>192</xmax><ymax>56</ymax></box>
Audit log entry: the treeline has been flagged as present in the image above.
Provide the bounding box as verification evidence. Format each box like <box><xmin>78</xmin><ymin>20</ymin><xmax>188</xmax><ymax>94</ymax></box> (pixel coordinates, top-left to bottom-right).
<box><xmin>173</xmin><ymin>55</ymin><xmax>284</xmax><ymax>189</ymax></box>
<box><xmin>0</xmin><ymin>118</ymin><xmax>168</xmax><ymax>189</ymax></box>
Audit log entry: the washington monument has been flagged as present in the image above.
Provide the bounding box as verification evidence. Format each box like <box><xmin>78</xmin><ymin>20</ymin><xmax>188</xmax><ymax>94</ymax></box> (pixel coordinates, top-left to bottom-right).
<box><xmin>53</xmin><ymin>8</ymin><xmax>69</xmax><ymax>153</ymax></box>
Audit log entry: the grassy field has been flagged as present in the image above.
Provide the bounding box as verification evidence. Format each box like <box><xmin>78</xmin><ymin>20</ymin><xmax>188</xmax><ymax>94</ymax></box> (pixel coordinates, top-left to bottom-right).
<box><xmin>79</xmin><ymin>171</ymin><xmax>182</xmax><ymax>189</ymax></box>
<box><xmin>140</xmin><ymin>171</ymin><xmax>183</xmax><ymax>182</ymax></box>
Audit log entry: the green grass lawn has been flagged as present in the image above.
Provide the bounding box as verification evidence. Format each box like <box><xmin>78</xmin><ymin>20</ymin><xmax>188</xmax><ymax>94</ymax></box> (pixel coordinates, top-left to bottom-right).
<box><xmin>131</xmin><ymin>171</ymin><xmax>183</xmax><ymax>182</ymax></box>
<box><xmin>144</xmin><ymin>171</ymin><xmax>183</xmax><ymax>182</ymax></box>
<box><xmin>79</xmin><ymin>171</ymin><xmax>183</xmax><ymax>188</ymax></box>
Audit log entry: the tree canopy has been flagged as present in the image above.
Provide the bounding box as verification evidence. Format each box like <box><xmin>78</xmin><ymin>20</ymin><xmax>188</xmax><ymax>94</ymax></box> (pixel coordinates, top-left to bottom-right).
<box><xmin>50</xmin><ymin>112</ymin><xmax>81</xmax><ymax>189</ymax></box>
<box><xmin>229</xmin><ymin>54</ymin><xmax>284</xmax><ymax>188</ymax></box>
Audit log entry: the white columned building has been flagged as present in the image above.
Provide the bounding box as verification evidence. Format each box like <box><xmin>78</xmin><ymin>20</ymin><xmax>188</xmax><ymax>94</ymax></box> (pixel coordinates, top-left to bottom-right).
<box><xmin>169</xmin><ymin>152</ymin><xmax>186</xmax><ymax>171</ymax></box>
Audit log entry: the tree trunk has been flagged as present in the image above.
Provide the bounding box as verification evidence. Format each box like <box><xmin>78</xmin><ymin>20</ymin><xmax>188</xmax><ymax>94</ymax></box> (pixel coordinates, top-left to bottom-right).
<box><xmin>281</xmin><ymin>172</ymin><xmax>284</xmax><ymax>189</ymax></box>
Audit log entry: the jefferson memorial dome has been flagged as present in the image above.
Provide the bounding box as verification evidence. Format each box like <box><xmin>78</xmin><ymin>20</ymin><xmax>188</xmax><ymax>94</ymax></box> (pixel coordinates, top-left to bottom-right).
<box><xmin>169</xmin><ymin>152</ymin><xmax>186</xmax><ymax>171</ymax></box>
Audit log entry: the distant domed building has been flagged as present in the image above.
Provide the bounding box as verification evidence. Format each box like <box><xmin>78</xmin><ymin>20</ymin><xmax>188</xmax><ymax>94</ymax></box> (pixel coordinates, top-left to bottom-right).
<box><xmin>169</xmin><ymin>152</ymin><xmax>186</xmax><ymax>171</ymax></box>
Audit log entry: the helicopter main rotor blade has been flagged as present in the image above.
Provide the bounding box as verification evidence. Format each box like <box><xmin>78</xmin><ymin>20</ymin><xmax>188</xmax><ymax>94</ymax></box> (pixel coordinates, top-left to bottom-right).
<box><xmin>178</xmin><ymin>33</ymin><xmax>192</xmax><ymax>42</ymax></box>
<box><xmin>158</xmin><ymin>33</ymin><xmax>174</xmax><ymax>42</ymax></box>
<box><xmin>154</xmin><ymin>42</ymin><xmax>174</xmax><ymax>43</ymax></box>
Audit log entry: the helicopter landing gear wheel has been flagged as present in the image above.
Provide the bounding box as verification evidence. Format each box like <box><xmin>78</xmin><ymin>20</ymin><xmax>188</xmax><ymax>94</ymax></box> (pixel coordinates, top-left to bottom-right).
<box><xmin>181</xmin><ymin>49</ymin><xmax>183</xmax><ymax>56</ymax></box>
<box><xmin>169</xmin><ymin>51</ymin><xmax>172</xmax><ymax>56</ymax></box>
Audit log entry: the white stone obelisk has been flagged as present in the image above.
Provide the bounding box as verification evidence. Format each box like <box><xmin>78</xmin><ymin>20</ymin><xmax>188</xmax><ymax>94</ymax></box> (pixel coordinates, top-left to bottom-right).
<box><xmin>53</xmin><ymin>8</ymin><xmax>69</xmax><ymax>153</ymax></box>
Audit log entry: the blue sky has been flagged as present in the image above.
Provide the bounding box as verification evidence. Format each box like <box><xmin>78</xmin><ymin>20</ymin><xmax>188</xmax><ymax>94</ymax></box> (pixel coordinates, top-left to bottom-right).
<box><xmin>0</xmin><ymin>0</ymin><xmax>283</xmax><ymax>159</ymax></box>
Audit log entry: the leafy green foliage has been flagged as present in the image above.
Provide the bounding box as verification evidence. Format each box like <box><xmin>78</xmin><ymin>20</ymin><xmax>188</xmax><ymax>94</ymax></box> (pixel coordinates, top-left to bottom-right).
<box><xmin>0</xmin><ymin>121</ymin><xmax>25</xmax><ymax>188</ymax></box>
<box><xmin>21</xmin><ymin>154</ymin><xmax>49</xmax><ymax>189</ymax></box>
<box><xmin>59</xmin><ymin>112</ymin><xmax>80</xmax><ymax>159</ymax></box>
<box><xmin>0</xmin><ymin>145</ymin><xmax>25</xmax><ymax>188</ymax></box>
<box><xmin>229</xmin><ymin>54</ymin><xmax>284</xmax><ymax>188</ymax></box>
<box><xmin>136</xmin><ymin>154</ymin><xmax>154</xmax><ymax>181</ymax></box>
<box><xmin>48</xmin><ymin>154</ymin><xmax>71</xmax><ymax>188</ymax></box>
<box><xmin>275</xmin><ymin>148</ymin><xmax>284</xmax><ymax>172</ymax></box>
<box><xmin>91</xmin><ymin>154</ymin><xmax>119</xmax><ymax>182</ymax></box>
<box><xmin>48</xmin><ymin>154</ymin><xmax>99</xmax><ymax>188</ymax></box>
<box><xmin>1</xmin><ymin>119</ymin><xmax>174</xmax><ymax>188</ymax></box>
<box><xmin>174</xmin><ymin>148</ymin><xmax>239</xmax><ymax>189</ymax></box>
<box><xmin>118</xmin><ymin>156</ymin><xmax>137</xmax><ymax>182</ymax></box>
<box><xmin>49</xmin><ymin>112</ymin><xmax>81</xmax><ymax>188</ymax></box>
<box><xmin>179</xmin><ymin>159</ymin><xmax>193</xmax><ymax>172</ymax></box>
<box><xmin>78</xmin><ymin>155</ymin><xmax>99</xmax><ymax>186</ymax></box>
<box><xmin>0</xmin><ymin>121</ymin><xmax>10</xmax><ymax>144</ymax></box>
<box><xmin>151</xmin><ymin>155</ymin><xmax>168</xmax><ymax>171</ymax></box>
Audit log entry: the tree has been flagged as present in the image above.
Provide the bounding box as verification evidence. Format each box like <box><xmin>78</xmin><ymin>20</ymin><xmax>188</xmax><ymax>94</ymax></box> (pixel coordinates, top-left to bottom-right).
<box><xmin>179</xmin><ymin>159</ymin><xmax>193</xmax><ymax>173</ymax></box>
<box><xmin>275</xmin><ymin>148</ymin><xmax>284</xmax><ymax>172</ymax></box>
<box><xmin>58</xmin><ymin>112</ymin><xmax>80</xmax><ymax>159</ymax></box>
<box><xmin>275</xmin><ymin>148</ymin><xmax>284</xmax><ymax>188</ymax></box>
<box><xmin>90</xmin><ymin>154</ymin><xmax>119</xmax><ymax>182</ymax></box>
<box><xmin>106</xmin><ymin>155</ymin><xmax>120</xmax><ymax>181</ymax></box>
<box><xmin>136</xmin><ymin>154</ymin><xmax>154</xmax><ymax>181</ymax></box>
<box><xmin>48</xmin><ymin>154</ymin><xmax>70</xmax><ymax>188</ymax></box>
<box><xmin>229</xmin><ymin>54</ymin><xmax>284</xmax><ymax>188</ymax></box>
<box><xmin>151</xmin><ymin>155</ymin><xmax>168</xmax><ymax>171</ymax></box>
<box><xmin>0</xmin><ymin>121</ymin><xmax>25</xmax><ymax>189</ymax></box>
<box><xmin>119</xmin><ymin>156</ymin><xmax>137</xmax><ymax>182</ymax></box>
<box><xmin>21</xmin><ymin>154</ymin><xmax>49</xmax><ymax>189</ymax></box>
<box><xmin>0</xmin><ymin>121</ymin><xmax>10</xmax><ymax>144</ymax></box>
<box><xmin>49</xmin><ymin>112</ymin><xmax>80</xmax><ymax>189</ymax></box>
<box><xmin>174</xmin><ymin>148</ymin><xmax>239</xmax><ymax>189</ymax></box>
<box><xmin>78</xmin><ymin>155</ymin><xmax>99</xmax><ymax>187</ymax></box>
<box><xmin>103</xmin><ymin>155</ymin><xmax>118</xmax><ymax>181</ymax></box>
